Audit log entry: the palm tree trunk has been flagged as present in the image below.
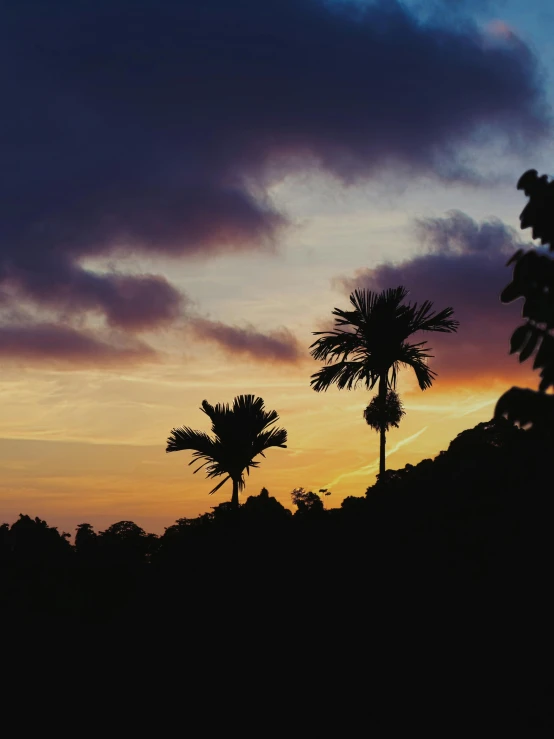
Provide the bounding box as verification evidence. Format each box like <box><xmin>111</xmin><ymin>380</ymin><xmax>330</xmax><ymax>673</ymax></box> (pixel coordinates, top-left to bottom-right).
<box><xmin>379</xmin><ymin>374</ymin><xmax>387</xmax><ymax>478</ymax></box>
<box><xmin>231</xmin><ymin>478</ymin><xmax>239</xmax><ymax>509</ymax></box>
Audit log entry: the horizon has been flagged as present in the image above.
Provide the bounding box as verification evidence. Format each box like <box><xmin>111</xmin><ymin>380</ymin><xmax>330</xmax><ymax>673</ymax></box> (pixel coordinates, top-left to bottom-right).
<box><xmin>1</xmin><ymin>0</ymin><xmax>551</xmax><ymax>534</ymax></box>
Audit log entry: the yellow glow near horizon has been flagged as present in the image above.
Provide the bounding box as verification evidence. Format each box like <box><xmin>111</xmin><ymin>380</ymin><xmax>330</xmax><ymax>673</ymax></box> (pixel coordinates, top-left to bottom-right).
<box><xmin>0</xmin><ymin>348</ymin><xmax>533</xmax><ymax>534</ymax></box>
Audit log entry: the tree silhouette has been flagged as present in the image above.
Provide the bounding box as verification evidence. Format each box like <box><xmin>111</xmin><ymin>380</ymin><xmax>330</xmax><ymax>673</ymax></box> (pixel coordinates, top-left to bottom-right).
<box><xmin>495</xmin><ymin>169</ymin><xmax>554</xmax><ymax>435</ymax></box>
<box><xmin>75</xmin><ymin>522</ymin><xmax>98</xmax><ymax>560</ymax></box>
<box><xmin>75</xmin><ymin>523</ymin><xmax>97</xmax><ymax>550</ymax></box>
<box><xmin>363</xmin><ymin>389</ymin><xmax>405</xmax><ymax>474</ymax></box>
<box><xmin>242</xmin><ymin>487</ymin><xmax>292</xmax><ymax>523</ymax></box>
<box><xmin>8</xmin><ymin>514</ymin><xmax>71</xmax><ymax>564</ymax></box>
<box><xmin>166</xmin><ymin>395</ymin><xmax>288</xmax><ymax>508</ymax></box>
<box><xmin>291</xmin><ymin>487</ymin><xmax>325</xmax><ymax>518</ymax></box>
<box><xmin>310</xmin><ymin>287</ymin><xmax>458</xmax><ymax>475</ymax></box>
<box><xmin>98</xmin><ymin>520</ymin><xmax>156</xmax><ymax>563</ymax></box>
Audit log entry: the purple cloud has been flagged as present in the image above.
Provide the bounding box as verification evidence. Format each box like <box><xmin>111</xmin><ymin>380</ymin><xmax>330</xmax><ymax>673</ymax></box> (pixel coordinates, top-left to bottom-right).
<box><xmin>0</xmin><ymin>1</ymin><xmax>550</xmax><ymax>362</ymax></box>
<box><xmin>190</xmin><ymin>319</ymin><xmax>301</xmax><ymax>364</ymax></box>
<box><xmin>0</xmin><ymin>324</ymin><xmax>157</xmax><ymax>368</ymax></box>
<box><xmin>335</xmin><ymin>211</ymin><xmax>536</xmax><ymax>386</ymax></box>
<box><xmin>5</xmin><ymin>268</ymin><xmax>184</xmax><ymax>332</ymax></box>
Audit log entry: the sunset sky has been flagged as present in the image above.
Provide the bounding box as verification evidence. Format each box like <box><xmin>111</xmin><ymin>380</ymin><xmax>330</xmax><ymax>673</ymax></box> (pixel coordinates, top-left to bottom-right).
<box><xmin>1</xmin><ymin>0</ymin><xmax>553</xmax><ymax>534</ymax></box>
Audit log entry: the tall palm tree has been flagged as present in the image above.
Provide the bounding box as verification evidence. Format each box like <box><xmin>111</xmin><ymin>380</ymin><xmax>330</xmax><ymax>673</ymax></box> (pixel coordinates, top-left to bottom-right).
<box><xmin>310</xmin><ymin>286</ymin><xmax>458</xmax><ymax>476</ymax></box>
<box><xmin>363</xmin><ymin>390</ymin><xmax>405</xmax><ymax>477</ymax></box>
<box><xmin>166</xmin><ymin>395</ymin><xmax>288</xmax><ymax>509</ymax></box>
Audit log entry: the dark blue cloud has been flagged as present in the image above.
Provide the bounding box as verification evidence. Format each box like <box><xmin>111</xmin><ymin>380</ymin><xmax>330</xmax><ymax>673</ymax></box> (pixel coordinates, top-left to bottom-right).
<box><xmin>0</xmin><ymin>0</ymin><xmax>550</xmax><ymax>361</ymax></box>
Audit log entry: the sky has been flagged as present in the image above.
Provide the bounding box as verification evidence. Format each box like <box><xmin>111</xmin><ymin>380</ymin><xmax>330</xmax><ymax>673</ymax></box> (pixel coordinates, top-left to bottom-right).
<box><xmin>1</xmin><ymin>0</ymin><xmax>553</xmax><ymax>534</ymax></box>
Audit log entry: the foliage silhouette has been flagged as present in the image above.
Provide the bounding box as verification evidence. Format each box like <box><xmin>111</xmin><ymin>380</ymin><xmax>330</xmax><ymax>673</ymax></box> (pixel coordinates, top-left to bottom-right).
<box><xmin>2</xmin><ymin>415</ymin><xmax>554</xmax><ymax>732</ymax></box>
<box><xmin>98</xmin><ymin>520</ymin><xmax>157</xmax><ymax>564</ymax></box>
<box><xmin>496</xmin><ymin>170</ymin><xmax>554</xmax><ymax>435</ymax></box>
<box><xmin>166</xmin><ymin>395</ymin><xmax>288</xmax><ymax>508</ymax></box>
<box><xmin>75</xmin><ymin>523</ymin><xmax>97</xmax><ymax>555</ymax></box>
<box><xmin>291</xmin><ymin>487</ymin><xmax>325</xmax><ymax>518</ymax></box>
<box><xmin>241</xmin><ymin>487</ymin><xmax>292</xmax><ymax>524</ymax></box>
<box><xmin>7</xmin><ymin>514</ymin><xmax>71</xmax><ymax>564</ymax></box>
<box><xmin>310</xmin><ymin>286</ymin><xmax>458</xmax><ymax>475</ymax></box>
<box><xmin>1</xmin><ymin>418</ymin><xmax>549</xmax><ymax>619</ymax></box>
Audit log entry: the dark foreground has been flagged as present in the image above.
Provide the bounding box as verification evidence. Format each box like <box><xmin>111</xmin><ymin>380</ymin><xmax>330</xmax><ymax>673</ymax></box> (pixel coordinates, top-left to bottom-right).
<box><xmin>1</xmin><ymin>419</ymin><xmax>552</xmax><ymax>728</ymax></box>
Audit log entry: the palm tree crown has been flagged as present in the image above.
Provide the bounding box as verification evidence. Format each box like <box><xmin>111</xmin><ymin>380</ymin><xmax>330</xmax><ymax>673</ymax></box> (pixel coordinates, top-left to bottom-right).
<box><xmin>166</xmin><ymin>395</ymin><xmax>287</xmax><ymax>507</ymax></box>
<box><xmin>310</xmin><ymin>286</ymin><xmax>458</xmax><ymax>393</ymax></box>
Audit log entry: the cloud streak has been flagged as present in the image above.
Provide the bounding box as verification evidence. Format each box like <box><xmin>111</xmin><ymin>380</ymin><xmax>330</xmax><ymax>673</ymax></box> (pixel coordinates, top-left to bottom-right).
<box><xmin>325</xmin><ymin>425</ymin><xmax>429</xmax><ymax>489</ymax></box>
<box><xmin>190</xmin><ymin>319</ymin><xmax>301</xmax><ymax>364</ymax></box>
<box><xmin>0</xmin><ymin>324</ymin><xmax>157</xmax><ymax>368</ymax></box>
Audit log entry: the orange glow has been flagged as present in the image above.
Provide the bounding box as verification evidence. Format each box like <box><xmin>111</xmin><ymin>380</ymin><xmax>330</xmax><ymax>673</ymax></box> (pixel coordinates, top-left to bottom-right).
<box><xmin>0</xmin><ymin>351</ymin><xmax>536</xmax><ymax>534</ymax></box>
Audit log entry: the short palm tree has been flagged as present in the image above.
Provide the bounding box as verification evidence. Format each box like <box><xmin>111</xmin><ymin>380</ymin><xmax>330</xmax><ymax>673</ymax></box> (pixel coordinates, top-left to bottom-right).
<box><xmin>310</xmin><ymin>286</ymin><xmax>458</xmax><ymax>476</ymax></box>
<box><xmin>363</xmin><ymin>390</ymin><xmax>405</xmax><ymax>475</ymax></box>
<box><xmin>166</xmin><ymin>395</ymin><xmax>288</xmax><ymax>509</ymax></box>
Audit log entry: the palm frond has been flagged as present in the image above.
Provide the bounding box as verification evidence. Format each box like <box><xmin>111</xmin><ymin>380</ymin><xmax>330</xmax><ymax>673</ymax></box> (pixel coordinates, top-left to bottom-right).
<box><xmin>310</xmin><ymin>361</ymin><xmax>378</xmax><ymax>392</ymax></box>
<box><xmin>396</xmin><ymin>342</ymin><xmax>437</xmax><ymax>390</ymax></box>
<box><xmin>350</xmin><ymin>286</ymin><xmax>408</xmax><ymax>319</ymax></box>
<box><xmin>166</xmin><ymin>427</ymin><xmax>215</xmax><ymax>454</ymax></box>
<box><xmin>208</xmin><ymin>475</ymin><xmax>231</xmax><ymax>495</ymax></box>
<box><xmin>253</xmin><ymin>426</ymin><xmax>288</xmax><ymax>455</ymax></box>
<box><xmin>408</xmin><ymin>301</ymin><xmax>459</xmax><ymax>334</ymax></box>
<box><xmin>189</xmin><ymin>458</ymin><xmax>212</xmax><ymax>472</ymax></box>
<box><xmin>232</xmin><ymin>394</ymin><xmax>281</xmax><ymax>434</ymax></box>
<box><xmin>310</xmin><ymin>330</ymin><xmax>361</xmax><ymax>361</ymax></box>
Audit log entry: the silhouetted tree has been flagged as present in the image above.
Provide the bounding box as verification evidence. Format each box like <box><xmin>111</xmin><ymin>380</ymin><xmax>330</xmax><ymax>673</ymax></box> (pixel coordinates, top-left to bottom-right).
<box><xmin>447</xmin><ymin>417</ymin><xmax>524</xmax><ymax>459</ymax></box>
<box><xmin>8</xmin><ymin>514</ymin><xmax>71</xmax><ymax>564</ymax></box>
<box><xmin>310</xmin><ymin>287</ymin><xmax>458</xmax><ymax>475</ymax></box>
<box><xmin>75</xmin><ymin>523</ymin><xmax>97</xmax><ymax>556</ymax></box>
<box><xmin>496</xmin><ymin>169</ymin><xmax>554</xmax><ymax>434</ymax></box>
<box><xmin>98</xmin><ymin>520</ymin><xmax>156</xmax><ymax>563</ymax></box>
<box><xmin>291</xmin><ymin>487</ymin><xmax>325</xmax><ymax>518</ymax></box>
<box><xmin>166</xmin><ymin>395</ymin><xmax>288</xmax><ymax>508</ymax></box>
<box><xmin>242</xmin><ymin>487</ymin><xmax>292</xmax><ymax>523</ymax></box>
<box><xmin>340</xmin><ymin>495</ymin><xmax>367</xmax><ymax>514</ymax></box>
<box><xmin>100</xmin><ymin>520</ymin><xmax>147</xmax><ymax>540</ymax></box>
<box><xmin>0</xmin><ymin>522</ymin><xmax>10</xmax><ymax>562</ymax></box>
<box><xmin>363</xmin><ymin>389</ymin><xmax>405</xmax><ymax>475</ymax></box>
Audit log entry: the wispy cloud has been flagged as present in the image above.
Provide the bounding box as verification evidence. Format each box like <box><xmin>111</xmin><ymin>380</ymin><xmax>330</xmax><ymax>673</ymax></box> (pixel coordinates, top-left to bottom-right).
<box><xmin>405</xmin><ymin>394</ymin><xmax>498</xmax><ymax>417</ymax></box>
<box><xmin>452</xmin><ymin>397</ymin><xmax>497</xmax><ymax>418</ymax></box>
<box><xmin>324</xmin><ymin>426</ymin><xmax>429</xmax><ymax>489</ymax></box>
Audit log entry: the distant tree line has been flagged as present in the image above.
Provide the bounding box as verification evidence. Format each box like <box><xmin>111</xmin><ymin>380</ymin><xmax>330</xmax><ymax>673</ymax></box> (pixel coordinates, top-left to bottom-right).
<box><xmin>2</xmin><ymin>416</ymin><xmax>551</xmax><ymax>623</ymax></box>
